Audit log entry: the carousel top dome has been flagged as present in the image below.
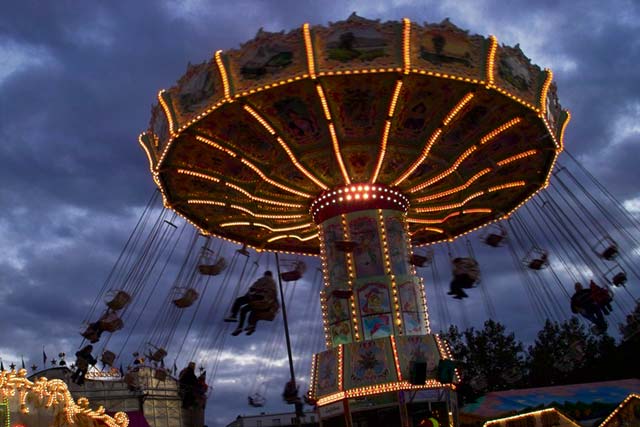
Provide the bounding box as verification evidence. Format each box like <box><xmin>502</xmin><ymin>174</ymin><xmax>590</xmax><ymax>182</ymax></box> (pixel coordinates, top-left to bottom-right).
<box><xmin>139</xmin><ymin>14</ymin><xmax>569</xmax><ymax>255</ymax></box>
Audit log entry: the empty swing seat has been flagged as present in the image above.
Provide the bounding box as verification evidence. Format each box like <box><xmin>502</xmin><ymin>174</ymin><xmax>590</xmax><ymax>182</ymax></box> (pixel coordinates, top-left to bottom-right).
<box><xmin>147</xmin><ymin>348</ymin><xmax>167</xmax><ymax>363</ymax></box>
<box><xmin>198</xmin><ymin>257</ymin><xmax>227</xmax><ymax>276</ymax></box>
<box><xmin>106</xmin><ymin>291</ymin><xmax>131</xmax><ymax>311</ymax></box>
<box><xmin>601</xmin><ymin>245</ymin><xmax>619</xmax><ymax>261</ymax></box>
<box><xmin>99</xmin><ymin>312</ymin><xmax>124</xmax><ymax>332</ymax></box>
<box><xmin>101</xmin><ymin>350</ymin><xmax>116</xmax><ymax>366</ymax></box>
<box><xmin>281</xmin><ymin>261</ymin><xmax>306</xmax><ymax>282</ymax></box>
<box><xmin>248</xmin><ymin>394</ymin><xmax>265</xmax><ymax>407</ymax></box>
<box><xmin>528</xmin><ymin>258</ymin><xmax>546</xmax><ymax>270</ymax></box>
<box><xmin>410</xmin><ymin>254</ymin><xmax>429</xmax><ymax>267</ymax></box>
<box><xmin>485</xmin><ymin>233</ymin><xmax>504</xmax><ymax>247</ymax></box>
<box><xmin>612</xmin><ymin>271</ymin><xmax>627</xmax><ymax>286</ymax></box>
<box><xmin>173</xmin><ymin>288</ymin><xmax>199</xmax><ymax>308</ymax></box>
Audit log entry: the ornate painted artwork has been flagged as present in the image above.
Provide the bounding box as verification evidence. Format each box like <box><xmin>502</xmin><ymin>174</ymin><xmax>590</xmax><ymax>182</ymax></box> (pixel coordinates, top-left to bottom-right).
<box><xmin>150</xmin><ymin>104</ymin><xmax>169</xmax><ymax>150</ymax></box>
<box><xmin>273</xmin><ymin>97</ymin><xmax>321</xmax><ymax>143</ymax></box>
<box><xmin>316</xmin><ymin>349</ymin><xmax>339</xmax><ymax>396</ymax></box>
<box><xmin>358</xmin><ymin>282</ymin><xmax>391</xmax><ymax>315</ymax></box>
<box><xmin>330</xmin><ymin>320</ymin><xmax>352</xmax><ymax>346</ymax></box>
<box><xmin>350</xmin><ymin>215</ymin><xmax>384</xmax><ymax>277</ymax></box>
<box><xmin>398</xmin><ymin>280</ymin><xmax>418</xmax><ymax>312</ymax></box>
<box><xmin>239</xmin><ymin>44</ymin><xmax>293</xmax><ymax>79</ymax></box>
<box><xmin>327</xmin><ymin>294</ymin><xmax>351</xmax><ymax>324</ymax></box>
<box><xmin>395</xmin><ymin>335</ymin><xmax>441</xmax><ymax>381</ymax></box>
<box><xmin>347</xmin><ymin>339</ymin><xmax>392</xmax><ymax>388</ymax></box>
<box><xmin>175</xmin><ymin>62</ymin><xmax>217</xmax><ymax>113</ymax></box>
<box><xmin>403</xmin><ymin>312</ymin><xmax>423</xmax><ymax>335</ymax></box>
<box><xmin>322</xmin><ymin>219</ymin><xmax>348</xmax><ymax>285</ymax></box>
<box><xmin>384</xmin><ymin>214</ymin><xmax>409</xmax><ymax>276</ymax></box>
<box><xmin>362</xmin><ymin>314</ymin><xmax>392</xmax><ymax>340</ymax></box>
<box><xmin>325</xmin><ymin>26</ymin><xmax>388</xmax><ymax>63</ymax></box>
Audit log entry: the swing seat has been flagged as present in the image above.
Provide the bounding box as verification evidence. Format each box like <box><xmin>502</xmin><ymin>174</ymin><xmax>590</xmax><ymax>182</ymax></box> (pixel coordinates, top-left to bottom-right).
<box><xmin>484</xmin><ymin>233</ymin><xmax>504</xmax><ymax>247</ymax></box>
<box><xmin>331</xmin><ymin>289</ymin><xmax>353</xmax><ymax>299</ymax></box>
<box><xmin>99</xmin><ymin>313</ymin><xmax>124</xmax><ymax>332</ymax></box>
<box><xmin>453</xmin><ymin>258</ymin><xmax>480</xmax><ymax>283</ymax></box>
<box><xmin>147</xmin><ymin>348</ymin><xmax>167</xmax><ymax>362</ymax></box>
<box><xmin>528</xmin><ymin>258</ymin><xmax>547</xmax><ymax>270</ymax></box>
<box><xmin>101</xmin><ymin>350</ymin><xmax>116</xmax><ymax>366</ymax></box>
<box><xmin>81</xmin><ymin>327</ymin><xmax>101</xmax><ymax>343</ymax></box>
<box><xmin>198</xmin><ymin>257</ymin><xmax>227</xmax><ymax>276</ymax></box>
<box><xmin>410</xmin><ymin>254</ymin><xmax>429</xmax><ymax>267</ymax></box>
<box><xmin>612</xmin><ymin>272</ymin><xmax>627</xmax><ymax>286</ymax></box>
<box><xmin>106</xmin><ymin>291</ymin><xmax>131</xmax><ymax>311</ymax></box>
<box><xmin>154</xmin><ymin>368</ymin><xmax>168</xmax><ymax>381</ymax></box>
<box><xmin>283</xmin><ymin>381</ymin><xmax>299</xmax><ymax>404</ymax></box>
<box><xmin>173</xmin><ymin>288</ymin><xmax>199</xmax><ymax>308</ymax></box>
<box><xmin>334</xmin><ymin>240</ymin><xmax>357</xmax><ymax>252</ymax></box>
<box><xmin>248</xmin><ymin>394</ymin><xmax>265</xmax><ymax>407</ymax></box>
<box><xmin>281</xmin><ymin>261</ymin><xmax>306</xmax><ymax>282</ymax></box>
<box><xmin>601</xmin><ymin>245</ymin><xmax>618</xmax><ymax>261</ymax></box>
<box><xmin>249</xmin><ymin>305</ymin><xmax>279</xmax><ymax>323</ymax></box>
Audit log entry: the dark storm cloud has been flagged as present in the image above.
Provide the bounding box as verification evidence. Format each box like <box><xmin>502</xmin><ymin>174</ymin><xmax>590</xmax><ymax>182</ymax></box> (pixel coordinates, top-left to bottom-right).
<box><xmin>2</xmin><ymin>1</ymin><xmax>640</xmax><ymax>425</ymax></box>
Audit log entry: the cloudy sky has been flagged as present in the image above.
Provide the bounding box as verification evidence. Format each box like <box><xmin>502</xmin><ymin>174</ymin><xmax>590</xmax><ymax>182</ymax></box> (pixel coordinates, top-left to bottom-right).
<box><xmin>1</xmin><ymin>1</ymin><xmax>639</xmax><ymax>426</ymax></box>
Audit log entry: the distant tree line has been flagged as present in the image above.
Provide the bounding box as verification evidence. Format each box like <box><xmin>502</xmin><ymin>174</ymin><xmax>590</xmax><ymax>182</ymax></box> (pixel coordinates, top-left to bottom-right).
<box><xmin>440</xmin><ymin>301</ymin><xmax>640</xmax><ymax>406</ymax></box>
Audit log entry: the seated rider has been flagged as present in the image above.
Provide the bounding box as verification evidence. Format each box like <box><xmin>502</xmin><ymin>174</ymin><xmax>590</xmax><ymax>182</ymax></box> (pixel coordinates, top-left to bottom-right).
<box><xmin>571</xmin><ymin>282</ymin><xmax>607</xmax><ymax>332</ymax></box>
<box><xmin>71</xmin><ymin>345</ymin><xmax>97</xmax><ymax>385</ymax></box>
<box><xmin>225</xmin><ymin>271</ymin><xmax>278</xmax><ymax>336</ymax></box>
<box><xmin>589</xmin><ymin>280</ymin><xmax>613</xmax><ymax>315</ymax></box>
<box><xmin>448</xmin><ymin>258</ymin><xmax>479</xmax><ymax>299</ymax></box>
<box><xmin>178</xmin><ymin>362</ymin><xmax>198</xmax><ymax>409</ymax></box>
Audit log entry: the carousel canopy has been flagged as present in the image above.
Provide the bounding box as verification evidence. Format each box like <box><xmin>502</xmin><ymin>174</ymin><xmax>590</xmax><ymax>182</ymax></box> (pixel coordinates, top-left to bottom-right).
<box><xmin>140</xmin><ymin>14</ymin><xmax>568</xmax><ymax>255</ymax></box>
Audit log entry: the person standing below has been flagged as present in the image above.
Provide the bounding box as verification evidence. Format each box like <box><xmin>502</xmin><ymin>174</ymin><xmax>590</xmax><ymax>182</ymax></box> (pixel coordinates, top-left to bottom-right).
<box><xmin>179</xmin><ymin>362</ymin><xmax>198</xmax><ymax>409</ymax></box>
<box><xmin>418</xmin><ymin>410</ymin><xmax>440</xmax><ymax>427</ymax></box>
<box><xmin>225</xmin><ymin>271</ymin><xmax>278</xmax><ymax>336</ymax></box>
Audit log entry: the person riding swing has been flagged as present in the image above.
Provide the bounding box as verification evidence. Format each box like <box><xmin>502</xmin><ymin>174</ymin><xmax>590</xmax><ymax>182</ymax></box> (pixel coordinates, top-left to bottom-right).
<box><xmin>225</xmin><ymin>271</ymin><xmax>279</xmax><ymax>336</ymax></box>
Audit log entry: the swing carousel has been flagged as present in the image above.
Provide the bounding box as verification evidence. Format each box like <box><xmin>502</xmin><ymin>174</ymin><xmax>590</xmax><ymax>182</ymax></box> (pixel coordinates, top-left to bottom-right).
<box><xmin>137</xmin><ymin>14</ymin><xmax>571</xmax><ymax>427</ymax></box>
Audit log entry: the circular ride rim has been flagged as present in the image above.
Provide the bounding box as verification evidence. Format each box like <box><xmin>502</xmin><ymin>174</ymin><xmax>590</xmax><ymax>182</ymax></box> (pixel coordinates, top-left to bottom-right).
<box><xmin>139</xmin><ymin>14</ymin><xmax>569</xmax><ymax>256</ymax></box>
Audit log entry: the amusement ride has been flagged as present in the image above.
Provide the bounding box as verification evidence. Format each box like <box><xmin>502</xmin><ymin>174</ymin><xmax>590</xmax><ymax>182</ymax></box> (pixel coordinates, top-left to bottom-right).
<box><xmin>69</xmin><ymin>14</ymin><xmax>640</xmax><ymax>427</ymax></box>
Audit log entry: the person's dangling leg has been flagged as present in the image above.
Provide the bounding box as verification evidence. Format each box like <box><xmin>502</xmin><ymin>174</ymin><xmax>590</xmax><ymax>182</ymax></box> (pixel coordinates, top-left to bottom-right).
<box><xmin>232</xmin><ymin>305</ymin><xmax>252</xmax><ymax>336</ymax></box>
<box><xmin>225</xmin><ymin>295</ymin><xmax>249</xmax><ymax>322</ymax></box>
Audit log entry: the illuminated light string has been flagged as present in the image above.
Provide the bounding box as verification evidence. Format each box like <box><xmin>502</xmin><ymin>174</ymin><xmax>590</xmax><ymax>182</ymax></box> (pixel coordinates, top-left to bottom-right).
<box><xmin>315</xmin><ymin>381</ymin><xmax>456</xmax><ymax>406</ymax></box>
<box><xmin>371</xmin><ymin>80</ymin><xmax>404</xmax><ymax>184</ymax></box>
<box><xmin>176</xmin><ymin>168</ymin><xmax>220</xmax><ymax>183</ymax></box>
<box><xmin>394</xmin><ymin>90</ymin><xmax>476</xmax><ymax>187</ymax></box>
<box><xmin>419</xmin><ymin>279</ymin><xmax>431</xmax><ymax>332</ymax></box>
<box><xmin>479</xmin><ymin>117</ymin><xmax>522</xmax><ymax>145</ymax></box>
<box><xmin>597</xmin><ymin>393</ymin><xmax>639</xmax><ymax>427</ymax></box>
<box><xmin>409</xmin><ymin>145</ymin><xmax>477</xmax><ymax>193</ymax></box>
<box><xmin>559</xmin><ymin>110</ymin><xmax>571</xmax><ymax>150</ymax></box>
<box><xmin>220</xmin><ymin>221</ymin><xmax>312</xmax><ymax>233</ymax></box>
<box><xmin>341</xmin><ymin>215</ymin><xmax>357</xmax><ymax>340</ymax></box>
<box><xmin>302</xmin><ymin>23</ymin><xmax>316</xmax><ymax>78</ymax></box>
<box><xmin>243</xmin><ymin>104</ymin><xmax>328</xmax><ymax>190</ymax></box>
<box><xmin>402</xmin><ymin>18</ymin><xmax>411</xmax><ymax>74</ymax></box>
<box><xmin>414</xmin><ymin>191</ymin><xmax>485</xmax><ymax>213</ymax></box>
<box><xmin>0</xmin><ymin>370</ymin><xmax>128</xmax><ymax>427</ymax></box>
<box><xmin>138</xmin><ymin>133</ymin><xmax>157</xmax><ymax>175</ymax></box>
<box><xmin>416</xmin><ymin>169</ymin><xmax>491</xmax><ymax>202</ymax></box>
<box><xmin>266</xmin><ymin>233</ymin><xmax>318</xmax><ymax>243</ymax></box>
<box><xmin>389</xmin><ymin>336</ymin><xmax>403</xmax><ymax>381</ymax></box>
<box><xmin>310</xmin><ymin>184</ymin><xmax>410</xmax><ymax>221</ymax></box>
<box><xmin>538</xmin><ymin>68</ymin><xmax>554</xmax><ymax>115</ymax></box>
<box><xmin>157</xmin><ymin>90</ymin><xmax>177</xmax><ymax>136</ymax></box>
<box><xmin>214</xmin><ymin>50</ymin><xmax>231</xmax><ymax>100</ymax></box>
<box><xmin>442</xmin><ymin>93</ymin><xmax>475</xmax><ymax>126</ymax></box>
<box><xmin>315</xmin><ymin>84</ymin><xmax>332</xmax><ymax>121</ymax></box>
<box><xmin>496</xmin><ymin>150</ymin><xmax>538</xmax><ymax>166</ymax></box>
<box><xmin>378</xmin><ymin>210</ymin><xmax>402</xmax><ymax>331</ymax></box>
<box><xmin>328</xmin><ymin>123</ymin><xmax>351</xmax><ymax>184</ymax></box>
<box><xmin>194</xmin><ymin>135</ymin><xmax>237</xmax><ymax>157</ymax></box>
<box><xmin>224</xmin><ymin>182</ymin><xmax>303</xmax><ymax>208</ymax></box>
<box><xmin>486</xmin><ymin>35</ymin><xmax>498</xmax><ymax>86</ymax></box>
<box><xmin>483</xmin><ymin>408</ymin><xmax>561</xmax><ymax>427</ymax></box>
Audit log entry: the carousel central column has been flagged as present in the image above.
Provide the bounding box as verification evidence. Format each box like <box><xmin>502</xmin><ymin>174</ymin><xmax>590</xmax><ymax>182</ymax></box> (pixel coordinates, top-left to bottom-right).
<box><xmin>311</xmin><ymin>184</ymin><xmax>428</xmax><ymax>347</ymax></box>
<box><xmin>308</xmin><ymin>184</ymin><xmax>457</xmax><ymax>427</ymax></box>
